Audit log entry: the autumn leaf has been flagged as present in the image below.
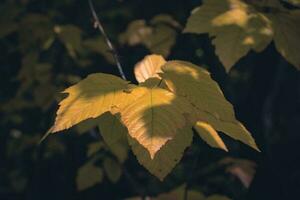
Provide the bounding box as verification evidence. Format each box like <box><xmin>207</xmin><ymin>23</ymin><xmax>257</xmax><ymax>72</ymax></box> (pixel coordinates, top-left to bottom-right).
<box><xmin>128</xmin><ymin>126</ymin><xmax>193</xmax><ymax>180</ymax></box>
<box><xmin>161</xmin><ymin>61</ymin><xmax>259</xmax><ymax>150</ymax></box>
<box><xmin>134</xmin><ymin>54</ymin><xmax>166</xmax><ymax>83</ymax></box>
<box><xmin>184</xmin><ymin>0</ymin><xmax>273</xmax><ymax>71</ymax></box>
<box><xmin>119</xmin><ymin>79</ymin><xmax>195</xmax><ymax>158</ymax></box>
<box><xmin>50</xmin><ymin>73</ymin><xmax>131</xmax><ymax>133</ymax></box>
<box><xmin>194</xmin><ymin>121</ymin><xmax>228</xmax><ymax>151</ymax></box>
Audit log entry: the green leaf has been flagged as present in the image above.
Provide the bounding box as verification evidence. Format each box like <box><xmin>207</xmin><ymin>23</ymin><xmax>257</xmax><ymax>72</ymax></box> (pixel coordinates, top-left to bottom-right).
<box><xmin>267</xmin><ymin>10</ymin><xmax>300</xmax><ymax>70</ymax></box>
<box><xmin>98</xmin><ymin>113</ymin><xmax>129</xmax><ymax>163</ymax></box>
<box><xmin>76</xmin><ymin>162</ymin><xmax>103</xmax><ymax>191</ymax></box>
<box><xmin>103</xmin><ymin>157</ymin><xmax>122</xmax><ymax>183</ymax></box>
<box><xmin>128</xmin><ymin>126</ymin><xmax>193</xmax><ymax>180</ymax></box>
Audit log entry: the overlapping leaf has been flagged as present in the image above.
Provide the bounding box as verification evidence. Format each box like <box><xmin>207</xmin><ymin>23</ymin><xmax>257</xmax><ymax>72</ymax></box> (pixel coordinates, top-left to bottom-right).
<box><xmin>160</xmin><ymin>61</ymin><xmax>258</xmax><ymax>150</ymax></box>
<box><xmin>98</xmin><ymin>113</ymin><xmax>129</xmax><ymax>163</ymax></box>
<box><xmin>128</xmin><ymin>126</ymin><xmax>193</xmax><ymax>180</ymax></box>
<box><xmin>184</xmin><ymin>0</ymin><xmax>300</xmax><ymax>70</ymax></box>
<box><xmin>134</xmin><ymin>54</ymin><xmax>166</xmax><ymax>83</ymax></box>
<box><xmin>194</xmin><ymin>121</ymin><xmax>228</xmax><ymax>151</ymax></box>
<box><xmin>119</xmin><ymin>79</ymin><xmax>195</xmax><ymax>158</ymax></box>
<box><xmin>50</xmin><ymin>73</ymin><xmax>131</xmax><ymax>133</ymax></box>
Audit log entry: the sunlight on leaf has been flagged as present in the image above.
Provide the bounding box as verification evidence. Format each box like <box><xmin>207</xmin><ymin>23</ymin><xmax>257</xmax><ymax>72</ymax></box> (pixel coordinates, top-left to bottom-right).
<box><xmin>194</xmin><ymin>121</ymin><xmax>228</xmax><ymax>151</ymax></box>
<box><xmin>50</xmin><ymin>73</ymin><xmax>131</xmax><ymax>133</ymax></box>
<box><xmin>120</xmin><ymin>79</ymin><xmax>195</xmax><ymax>159</ymax></box>
<box><xmin>134</xmin><ymin>54</ymin><xmax>167</xmax><ymax>83</ymax></box>
<box><xmin>128</xmin><ymin>127</ymin><xmax>193</xmax><ymax>180</ymax></box>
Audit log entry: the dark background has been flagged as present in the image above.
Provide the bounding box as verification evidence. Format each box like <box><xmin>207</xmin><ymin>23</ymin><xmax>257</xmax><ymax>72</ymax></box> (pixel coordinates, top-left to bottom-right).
<box><xmin>0</xmin><ymin>0</ymin><xmax>299</xmax><ymax>199</ymax></box>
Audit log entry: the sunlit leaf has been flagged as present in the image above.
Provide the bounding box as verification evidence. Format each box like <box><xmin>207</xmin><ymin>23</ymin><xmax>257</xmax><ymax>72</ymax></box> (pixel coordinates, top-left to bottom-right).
<box><xmin>184</xmin><ymin>0</ymin><xmax>273</xmax><ymax>71</ymax></box>
<box><xmin>194</xmin><ymin>121</ymin><xmax>228</xmax><ymax>151</ymax></box>
<box><xmin>161</xmin><ymin>61</ymin><xmax>259</xmax><ymax>150</ymax></box>
<box><xmin>120</xmin><ymin>79</ymin><xmax>195</xmax><ymax>158</ymax></box>
<box><xmin>134</xmin><ymin>54</ymin><xmax>166</xmax><ymax>83</ymax></box>
<box><xmin>50</xmin><ymin>73</ymin><xmax>131</xmax><ymax>133</ymax></box>
<box><xmin>128</xmin><ymin>127</ymin><xmax>193</xmax><ymax>180</ymax></box>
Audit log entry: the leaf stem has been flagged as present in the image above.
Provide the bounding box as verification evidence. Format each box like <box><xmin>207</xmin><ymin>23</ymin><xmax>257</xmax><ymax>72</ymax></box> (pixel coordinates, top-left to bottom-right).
<box><xmin>88</xmin><ymin>0</ymin><xmax>127</xmax><ymax>80</ymax></box>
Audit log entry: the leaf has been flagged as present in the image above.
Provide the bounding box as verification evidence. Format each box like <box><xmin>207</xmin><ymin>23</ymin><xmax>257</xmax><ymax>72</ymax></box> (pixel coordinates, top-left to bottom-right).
<box><xmin>220</xmin><ymin>157</ymin><xmax>256</xmax><ymax>188</ymax></box>
<box><xmin>153</xmin><ymin>185</ymin><xmax>205</xmax><ymax>200</ymax></box>
<box><xmin>54</xmin><ymin>25</ymin><xmax>82</xmax><ymax>58</ymax></box>
<box><xmin>161</xmin><ymin>61</ymin><xmax>259</xmax><ymax>150</ymax></box>
<box><xmin>128</xmin><ymin>126</ymin><xmax>193</xmax><ymax>180</ymax></box>
<box><xmin>50</xmin><ymin>73</ymin><xmax>131</xmax><ymax>133</ymax></box>
<box><xmin>197</xmin><ymin>110</ymin><xmax>259</xmax><ymax>151</ymax></box>
<box><xmin>120</xmin><ymin>14</ymin><xmax>179</xmax><ymax>57</ymax></box>
<box><xmin>87</xmin><ymin>141</ymin><xmax>104</xmax><ymax>157</ymax></box>
<box><xmin>134</xmin><ymin>54</ymin><xmax>167</xmax><ymax>83</ymax></box>
<box><xmin>285</xmin><ymin>0</ymin><xmax>300</xmax><ymax>7</ymax></box>
<box><xmin>119</xmin><ymin>79</ymin><xmax>195</xmax><ymax>158</ymax></box>
<box><xmin>76</xmin><ymin>162</ymin><xmax>103</xmax><ymax>191</ymax></box>
<box><xmin>206</xmin><ymin>195</ymin><xmax>231</xmax><ymax>200</ymax></box>
<box><xmin>184</xmin><ymin>0</ymin><xmax>273</xmax><ymax>71</ymax></box>
<box><xmin>98</xmin><ymin>113</ymin><xmax>129</xmax><ymax>162</ymax></box>
<box><xmin>83</xmin><ymin>36</ymin><xmax>115</xmax><ymax>64</ymax></box>
<box><xmin>267</xmin><ymin>10</ymin><xmax>300</xmax><ymax>70</ymax></box>
<box><xmin>194</xmin><ymin>121</ymin><xmax>228</xmax><ymax>151</ymax></box>
<box><xmin>103</xmin><ymin>157</ymin><xmax>122</xmax><ymax>183</ymax></box>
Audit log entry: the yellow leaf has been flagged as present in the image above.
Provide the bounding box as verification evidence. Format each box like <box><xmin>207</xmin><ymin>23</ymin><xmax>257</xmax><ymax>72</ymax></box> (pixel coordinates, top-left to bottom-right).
<box><xmin>120</xmin><ymin>79</ymin><xmax>195</xmax><ymax>159</ymax></box>
<box><xmin>98</xmin><ymin>113</ymin><xmax>129</xmax><ymax>163</ymax></box>
<box><xmin>50</xmin><ymin>73</ymin><xmax>131</xmax><ymax>133</ymax></box>
<box><xmin>128</xmin><ymin>127</ymin><xmax>193</xmax><ymax>180</ymax></box>
<box><xmin>161</xmin><ymin>61</ymin><xmax>236</xmax><ymax>121</ymax></box>
<box><xmin>76</xmin><ymin>162</ymin><xmax>103</xmax><ymax>191</ymax></box>
<box><xmin>197</xmin><ymin>110</ymin><xmax>259</xmax><ymax>151</ymax></box>
<box><xmin>267</xmin><ymin>10</ymin><xmax>300</xmax><ymax>70</ymax></box>
<box><xmin>194</xmin><ymin>121</ymin><xmax>228</xmax><ymax>151</ymax></box>
<box><xmin>103</xmin><ymin>157</ymin><xmax>122</xmax><ymax>183</ymax></box>
<box><xmin>134</xmin><ymin>54</ymin><xmax>167</xmax><ymax>83</ymax></box>
<box><xmin>161</xmin><ymin>61</ymin><xmax>259</xmax><ymax>151</ymax></box>
<box><xmin>184</xmin><ymin>0</ymin><xmax>273</xmax><ymax>71</ymax></box>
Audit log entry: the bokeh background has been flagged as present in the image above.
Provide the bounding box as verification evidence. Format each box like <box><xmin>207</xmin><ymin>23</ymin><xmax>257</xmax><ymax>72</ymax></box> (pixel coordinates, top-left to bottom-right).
<box><xmin>0</xmin><ymin>0</ymin><xmax>300</xmax><ymax>199</ymax></box>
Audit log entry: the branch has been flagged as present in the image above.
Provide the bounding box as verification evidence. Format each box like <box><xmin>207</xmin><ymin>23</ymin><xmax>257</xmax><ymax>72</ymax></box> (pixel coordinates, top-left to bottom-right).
<box><xmin>88</xmin><ymin>0</ymin><xmax>127</xmax><ymax>80</ymax></box>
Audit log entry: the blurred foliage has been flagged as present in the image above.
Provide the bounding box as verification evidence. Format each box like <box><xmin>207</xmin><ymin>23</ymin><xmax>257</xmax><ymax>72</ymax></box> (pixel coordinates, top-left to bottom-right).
<box><xmin>0</xmin><ymin>0</ymin><xmax>299</xmax><ymax>199</ymax></box>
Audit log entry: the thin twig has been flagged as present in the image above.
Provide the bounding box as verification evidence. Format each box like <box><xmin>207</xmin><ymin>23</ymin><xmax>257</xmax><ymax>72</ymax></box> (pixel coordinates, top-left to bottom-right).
<box><xmin>88</xmin><ymin>0</ymin><xmax>127</xmax><ymax>80</ymax></box>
